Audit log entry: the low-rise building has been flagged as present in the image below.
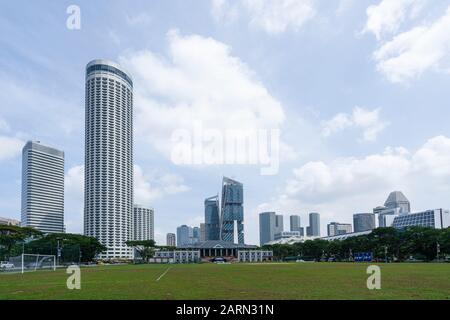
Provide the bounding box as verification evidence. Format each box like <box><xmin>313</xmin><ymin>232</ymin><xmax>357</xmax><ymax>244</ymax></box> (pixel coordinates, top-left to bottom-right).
<box><xmin>238</xmin><ymin>250</ymin><xmax>273</xmax><ymax>262</ymax></box>
<box><xmin>392</xmin><ymin>209</ymin><xmax>450</xmax><ymax>229</ymax></box>
<box><xmin>274</xmin><ymin>231</ymin><xmax>301</xmax><ymax>240</ymax></box>
<box><xmin>0</xmin><ymin>217</ymin><xmax>20</xmax><ymax>226</ymax></box>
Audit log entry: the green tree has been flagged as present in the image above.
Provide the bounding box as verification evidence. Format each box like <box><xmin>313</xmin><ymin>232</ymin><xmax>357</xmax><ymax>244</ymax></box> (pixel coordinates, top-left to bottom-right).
<box><xmin>0</xmin><ymin>225</ymin><xmax>42</xmax><ymax>260</ymax></box>
<box><xmin>126</xmin><ymin>240</ymin><xmax>156</xmax><ymax>262</ymax></box>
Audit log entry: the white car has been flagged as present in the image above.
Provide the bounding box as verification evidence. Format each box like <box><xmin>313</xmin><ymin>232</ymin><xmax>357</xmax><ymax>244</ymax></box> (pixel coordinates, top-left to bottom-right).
<box><xmin>0</xmin><ymin>261</ymin><xmax>15</xmax><ymax>270</ymax></box>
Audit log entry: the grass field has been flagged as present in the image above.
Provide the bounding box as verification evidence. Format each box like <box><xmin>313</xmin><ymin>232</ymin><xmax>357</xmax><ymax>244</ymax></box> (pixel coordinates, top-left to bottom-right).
<box><xmin>0</xmin><ymin>263</ymin><xmax>449</xmax><ymax>300</ymax></box>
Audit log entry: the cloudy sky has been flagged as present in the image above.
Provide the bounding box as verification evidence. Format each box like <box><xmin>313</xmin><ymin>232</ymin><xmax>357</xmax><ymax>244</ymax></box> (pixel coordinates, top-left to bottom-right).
<box><xmin>1</xmin><ymin>0</ymin><xmax>450</xmax><ymax>245</ymax></box>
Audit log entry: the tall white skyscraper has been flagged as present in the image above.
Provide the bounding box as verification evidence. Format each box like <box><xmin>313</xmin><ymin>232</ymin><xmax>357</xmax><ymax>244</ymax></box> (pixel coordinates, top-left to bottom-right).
<box><xmin>84</xmin><ymin>60</ymin><xmax>134</xmax><ymax>259</ymax></box>
<box><xmin>21</xmin><ymin>141</ymin><xmax>64</xmax><ymax>233</ymax></box>
<box><xmin>132</xmin><ymin>205</ymin><xmax>154</xmax><ymax>241</ymax></box>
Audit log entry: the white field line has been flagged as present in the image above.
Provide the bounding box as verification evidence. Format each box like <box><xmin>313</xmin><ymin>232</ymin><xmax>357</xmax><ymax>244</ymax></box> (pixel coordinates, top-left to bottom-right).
<box><xmin>156</xmin><ymin>266</ymin><xmax>172</xmax><ymax>282</ymax></box>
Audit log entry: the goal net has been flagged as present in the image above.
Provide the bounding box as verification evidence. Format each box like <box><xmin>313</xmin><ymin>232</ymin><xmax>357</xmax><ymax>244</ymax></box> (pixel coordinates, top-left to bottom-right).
<box><xmin>8</xmin><ymin>254</ymin><xmax>56</xmax><ymax>274</ymax></box>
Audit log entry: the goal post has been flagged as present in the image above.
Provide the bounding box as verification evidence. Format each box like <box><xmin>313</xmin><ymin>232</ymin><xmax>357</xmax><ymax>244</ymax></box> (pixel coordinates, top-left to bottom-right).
<box><xmin>8</xmin><ymin>254</ymin><xmax>56</xmax><ymax>274</ymax></box>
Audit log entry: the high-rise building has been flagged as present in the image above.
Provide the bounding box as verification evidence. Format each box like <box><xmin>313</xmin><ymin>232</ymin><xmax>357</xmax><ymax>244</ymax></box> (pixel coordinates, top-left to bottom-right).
<box><xmin>384</xmin><ymin>191</ymin><xmax>411</xmax><ymax>213</ymax></box>
<box><xmin>132</xmin><ymin>205</ymin><xmax>154</xmax><ymax>241</ymax></box>
<box><xmin>199</xmin><ymin>223</ymin><xmax>206</xmax><ymax>242</ymax></box>
<box><xmin>220</xmin><ymin>177</ymin><xmax>244</xmax><ymax>244</ymax></box>
<box><xmin>307</xmin><ymin>212</ymin><xmax>320</xmax><ymax>237</ymax></box>
<box><xmin>177</xmin><ymin>225</ymin><xmax>192</xmax><ymax>247</ymax></box>
<box><xmin>84</xmin><ymin>60</ymin><xmax>134</xmax><ymax>259</ymax></box>
<box><xmin>192</xmin><ymin>226</ymin><xmax>200</xmax><ymax>244</ymax></box>
<box><xmin>290</xmin><ymin>215</ymin><xmax>301</xmax><ymax>232</ymax></box>
<box><xmin>204</xmin><ymin>195</ymin><xmax>220</xmax><ymax>241</ymax></box>
<box><xmin>353</xmin><ymin>213</ymin><xmax>376</xmax><ymax>232</ymax></box>
<box><xmin>259</xmin><ymin>212</ymin><xmax>284</xmax><ymax>246</ymax></box>
<box><xmin>166</xmin><ymin>233</ymin><xmax>176</xmax><ymax>247</ymax></box>
<box><xmin>21</xmin><ymin>141</ymin><xmax>64</xmax><ymax>234</ymax></box>
<box><xmin>327</xmin><ymin>222</ymin><xmax>352</xmax><ymax>236</ymax></box>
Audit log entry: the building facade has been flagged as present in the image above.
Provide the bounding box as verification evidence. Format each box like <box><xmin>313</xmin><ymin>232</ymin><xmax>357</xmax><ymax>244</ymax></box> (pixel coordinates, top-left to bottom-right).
<box><xmin>220</xmin><ymin>177</ymin><xmax>244</xmax><ymax>244</ymax></box>
<box><xmin>238</xmin><ymin>250</ymin><xmax>273</xmax><ymax>262</ymax></box>
<box><xmin>199</xmin><ymin>223</ymin><xmax>206</xmax><ymax>242</ymax></box>
<box><xmin>132</xmin><ymin>205</ymin><xmax>154</xmax><ymax>241</ymax></box>
<box><xmin>392</xmin><ymin>209</ymin><xmax>450</xmax><ymax>229</ymax></box>
<box><xmin>259</xmin><ymin>212</ymin><xmax>284</xmax><ymax>246</ymax></box>
<box><xmin>177</xmin><ymin>225</ymin><xmax>192</xmax><ymax>247</ymax></box>
<box><xmin>0</xmin><ymin>217</ymin><xmax>20</xmax><ymax>226</ymax></box>
<box><xmin>384</xmin><ymin>191</ymin><xmax>411</xmax><ymax>213</ymax></box>
<box><xmin>327</xmin><ymin>222</ymin><xmax>352</xmax><ymax>236</ymax></box>
<box><xmin>166</xmin><ymin>233</ymin><xmax>176</xmax><ymax>247</ymax></box>
<box><xmin>21</xmin><ymin>141</ymin><xmax>64</xmax><ymax>234</ymax></box>
<box><xmin>84</xmin><ymin>60</ymin><xmax>134</xmax><ymax>259</ymax></box>
<box><xmin>353</xmin><ymin>213</ymin><xmax>376</xmax><ymax>232</ymax></box>
<box><xmin>307</xmin><ymin>213</ymin><xmax>320</xmax><ymax>237</ymax></box>
<box><xmin>204</xmin><ymin>195</ymin><xmax>220</xmax><ymax>241</ymax></box>
<box><xmin>274</xmin><ymin>231</ymin><xmax>301</xmax><ymax>240</ymax></box>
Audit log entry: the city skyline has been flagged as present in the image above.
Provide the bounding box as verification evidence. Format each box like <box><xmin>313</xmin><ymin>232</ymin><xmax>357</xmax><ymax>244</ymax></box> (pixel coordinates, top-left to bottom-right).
<box><xmin>2</xmin><ymin>1</ymin><xmax>450</xmax><ymax>245</ymax></box>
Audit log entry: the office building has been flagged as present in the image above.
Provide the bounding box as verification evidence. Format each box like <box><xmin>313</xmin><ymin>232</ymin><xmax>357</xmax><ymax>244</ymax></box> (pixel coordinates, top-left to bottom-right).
<box><xmin>384</xmin><ymin>191</ymin><xmax>411</xmax><ymax>213</ymax></box>
<box><xmin>166</xmin><ymin>233</ymin><xmax>176</xmax><ymax>247</ymax></box>
<box><xmin>353</xmin><ymin>213</ymin><xmax>376</xmax><ymax>232</ymax></box>
<box><xmin>274</xmin><ymin>231</ymin><xmax>301</xmax><ymax>241</ymax></box>
<box><xmin>327</xmin><ymin>222</ymin><xmax>352</xmax><ymax>236</ymax></box>
<box><xmin>21</xmin><ymin>141</ymin><xmax>64</xmax><ymax>234</ymax></box>
<box><xmin>392</xmin><ymin>209</ymin><xmax>450</xmax><ymax>229</ymax></box>
<box><xmin>204</xmin><ymin>195</ymin><xmax>220</xmax><ymax>241</ymax></box>
<box><xmin>200</xmin><ymin>223</ymin><xmax>206</xmax><ymax>242</ymax></box>
<box><xmin>220</xmin><ymin>177</ymin><xmax>244</xmax><ymax>244</ymax></box>
<box><xmin>84</xmin><ymin>60</ymin><xmax>134</xmax><ymax>259</ymax></box>
<box><xmin>259</xmin><ymin>212</ymin><xmax>284</xmax><ymax>246</ymax></box>
<box><xmin>192</xmin><ymin>226</ymin><xmax>200</xmax><ymax>244</ymax></box>
<box><xmin>0</xmin><ymin>217</ymin><xmax>20</xmax><ymax>226</ymax></box>
<box><xmin>290</xmin><ymin>215</ymin><xmax>304</xmax><ymax>236</ymax></box>
<box><xmin>307</xmin><ymin>212</ymin><xmax>320</xmax><ymax>237</ymax></box>
<box><xmin>132</xmin><ymin>205</ymin><xmax>154</xmax><ymax>241</ymax></box>
<box><xmin>177</xmin><ymin>225</ymin><xmax>192</xmax><ymax>247</ymax></box>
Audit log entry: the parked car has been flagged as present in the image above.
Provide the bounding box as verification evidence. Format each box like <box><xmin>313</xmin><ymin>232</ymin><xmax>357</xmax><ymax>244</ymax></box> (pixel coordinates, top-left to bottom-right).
<box><xmin>0</xmin><ymin>261</ymin><xmax>15</xmax><ymax>270</ymax></box>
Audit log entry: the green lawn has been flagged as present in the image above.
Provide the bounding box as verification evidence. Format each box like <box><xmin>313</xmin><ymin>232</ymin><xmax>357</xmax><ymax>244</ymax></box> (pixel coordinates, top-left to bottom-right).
<box><xmin>0</xmin><ymin>263</ymin><xmax>449</xmax><ymax>300</ymax></box>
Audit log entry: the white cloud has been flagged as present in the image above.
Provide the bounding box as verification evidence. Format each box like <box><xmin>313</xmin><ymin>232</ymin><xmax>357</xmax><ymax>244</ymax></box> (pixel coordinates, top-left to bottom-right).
<box><xmin>321</xmin><ymin>107</ymin><xmax>388</xmax><ymax>142</ymax></box>
<box><xmin>120</xmin><ymin>30</ymin><xmax>288</xmax><ymax>163</ymax></box>
<box><xmin>363</xmin><ymin>0</ymin><xmax>426</xmax><ymax>40</ymax></box>
<box><xmin>0</xmin><ymin>136</ymin><xmax>23</xmax><ymax>161</ymax></box>
<box><xmin>134</xmin><ymin>165</ymin><xmax>190</xmax><ymax>205</ymax></box>
<box><xmin>211</xmin><ymin>0</ymin><xmax>316</xmax><ymax>34</ymax></box>
<box><xmin>373</xmin><ymin>6</ymin><xmax>450</xmax><ymax>83</ymax></box>
<box><xmin>259</xmin><ymin>135</ymin><xmax>450</xmax><ymax>235</ymax></box>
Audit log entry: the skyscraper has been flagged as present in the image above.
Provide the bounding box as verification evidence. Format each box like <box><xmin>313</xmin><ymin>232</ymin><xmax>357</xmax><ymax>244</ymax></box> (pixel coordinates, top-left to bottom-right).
<box><xmin>384</xmin><ymin>191</ymin><xmax>411</xmax><ymax>213</ymax></box>
<box><xmin>220</xmin><ymin>177</ymin><xmax>244</xmax><ymax>244</ymax></box>
<box><xmin>290</xmin><ymin>215</ymin><xmax>304</xmax><ymax>236</ymax></box>
<box><xmin>259</xmin><ymin>212</ymin><xmax>284</xmax><ymax>246</ymax></box>
<box><xmin>353</xmin><ymin>213</ymin><xmax>375</xmax><ymax>232</ymax></box>
<box><xmin>204</xmin><ymin>195</ymin><xmax>220</xmax><ymax>241</ymax></box>
<box><xmin>84</xmin><ymin>60</ymin><xmax>134</xmax><ymax>259</ymax></box>
<box><xmin>166</xmin><ymin>233</ymin><xmax>176</xmax><ymax>247</ymax></box>
<box><xmin>132</xmin><ymin>205</ymin><xmax>154</xmax><ymax>241</ymax></box>
<box><xmin>177</xmin><ymin>225</ymin><xmax>192</xmax><ymax>247</ymax></box>
<box><xmin>199</xmin><ymin>223</ymin><xmax>206</xmax><ymax>242</ymax></box>
<box><xmin>307</xmin><ymin>212</ymin><xmax>320</xmax><ymax>237</ymax></box>
<box><xmin>192</xmin><ymin>226</ymin><xmax>200</xmax><ymax>244</ymax></box>
<box><xmin>21</xmin><ymin>141</ymin><xmax>64</xmax><ymax>234</ymax></box>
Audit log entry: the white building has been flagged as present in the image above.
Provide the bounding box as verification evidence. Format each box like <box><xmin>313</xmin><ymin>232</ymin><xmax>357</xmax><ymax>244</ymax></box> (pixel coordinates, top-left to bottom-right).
<box><xmin>21</xmin><ymin>141</ymin><xmax>64</xmax><ymax>233</ymax></box>
<box><xmin>153</xmin><ymin>250</ymin><xmax>201</xmax><ymax>263</ymax></box>
<box><xmin>0</xmin><ymin>217</ymin><xmax>20</xmax><ymax>226</ymax></box>
<box><xmin>132</xmin><ymin>205</ymin><xmax>154</xmax><ymax>241</ymax></box>
<box><xmin>238</xmin><ymin>250</ymin><xmax>273</xmax><ymax>262</ymax></box>
<box><xmin>84</xmin><ymin>60</ymin><xmax>134</xmax><ymax>259</ymax></box>
<box><xmin>166</xmin><ymin>233</ymin><xmax>176</xmax><ymax>247</ymax></box>
<box><xmin>274</xmin><ymin>231</ymin><xmax>301</xmax><ymax>240</ymax></box>
<box><xmin>392</xmin><ymin>209</ymin><xmax>450</xmax><ymax>229</ymax></box>
<box><xmin>327</xmin><ymin>222</ymin><xmax>352</xmax><ymax>236</ymax></box>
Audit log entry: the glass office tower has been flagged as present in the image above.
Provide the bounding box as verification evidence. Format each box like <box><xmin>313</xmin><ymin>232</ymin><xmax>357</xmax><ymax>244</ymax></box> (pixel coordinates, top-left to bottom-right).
<box><xmin>220</xmin><ymin>177</ymin><xmax>244</xmax><ymax>244</ymax></box>
<box><xmin>204</xmin><ymin>195</ymin><xmax>220</xmax><ymax>241</ymax></box>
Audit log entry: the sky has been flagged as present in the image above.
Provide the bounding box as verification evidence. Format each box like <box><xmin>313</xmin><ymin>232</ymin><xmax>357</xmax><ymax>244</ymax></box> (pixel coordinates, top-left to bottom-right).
<box><xmin>1</xmin><ymin>0</ymin><xmax>450</xmax><ymax>245</ymax></box>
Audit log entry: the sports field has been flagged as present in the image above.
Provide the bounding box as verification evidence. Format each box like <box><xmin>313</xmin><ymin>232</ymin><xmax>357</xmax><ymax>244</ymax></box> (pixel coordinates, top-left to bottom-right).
<box><xmin>0</xmin><ymin>263</ymin><xmax>449</xmax><ymax>300</ymax></box>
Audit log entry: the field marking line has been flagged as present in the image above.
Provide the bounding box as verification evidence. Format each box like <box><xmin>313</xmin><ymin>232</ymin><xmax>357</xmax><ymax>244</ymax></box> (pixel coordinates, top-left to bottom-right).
<box><xmin>156</xmin><ymin>266</ymin><xmax>172</xmax><ymax>282</ymax></box>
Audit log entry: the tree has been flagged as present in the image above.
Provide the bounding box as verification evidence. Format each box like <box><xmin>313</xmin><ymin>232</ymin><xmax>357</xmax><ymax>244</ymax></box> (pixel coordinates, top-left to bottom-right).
<box><xmin>0</xmin><ymin>225</ymin><xmax>42</xmax><ymax>260</ymax></box>
<box><xmin>126</xmin><ymin>240</ymin><xmax>156</xmax><ymax>262</ymax></box>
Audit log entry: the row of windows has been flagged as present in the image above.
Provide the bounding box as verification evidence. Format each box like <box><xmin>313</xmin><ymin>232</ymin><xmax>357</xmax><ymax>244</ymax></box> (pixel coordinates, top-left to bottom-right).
<box><xmin>86</xmin><ymin>65</ymin><xmax>133</xmax><ymax>87</ymax></box>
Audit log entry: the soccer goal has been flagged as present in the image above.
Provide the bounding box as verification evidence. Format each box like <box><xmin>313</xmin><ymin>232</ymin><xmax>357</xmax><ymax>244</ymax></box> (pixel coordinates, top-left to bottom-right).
<box><xmin>8</xmin><ymin>254</ymin><xmax>56</xmax><ymax>274</ymax></box>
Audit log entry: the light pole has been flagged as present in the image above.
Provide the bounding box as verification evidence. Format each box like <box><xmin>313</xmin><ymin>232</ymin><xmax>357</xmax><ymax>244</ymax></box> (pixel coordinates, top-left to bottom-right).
<box><xmin>437</xmin><ymin>242</ymin><xmax>440</xmax><ymax>262</ymax></box>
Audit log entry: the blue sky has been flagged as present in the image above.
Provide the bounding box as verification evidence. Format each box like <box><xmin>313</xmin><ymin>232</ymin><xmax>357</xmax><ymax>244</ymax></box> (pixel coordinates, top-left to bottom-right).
<box><xmin>1</xmin><ymin>0</ymin><xmax>450</xmax><ymax>245</ymax></box>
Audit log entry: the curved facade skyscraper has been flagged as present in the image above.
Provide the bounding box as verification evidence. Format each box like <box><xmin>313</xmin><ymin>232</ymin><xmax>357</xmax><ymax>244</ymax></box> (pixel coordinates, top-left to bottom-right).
<box><xmin>220</xmin><ymin>177</ymin><xmax>244</xmax><ymax>244</ymax></box>
<box><xmin>204</xmin><ymin>195</ymin><xmax>220</xmax><ymax>241</ymax></box>
<box><xmin>84</xmin><ymin>60</ymin><xmax>133</xmax><ymax>259</ymax></box>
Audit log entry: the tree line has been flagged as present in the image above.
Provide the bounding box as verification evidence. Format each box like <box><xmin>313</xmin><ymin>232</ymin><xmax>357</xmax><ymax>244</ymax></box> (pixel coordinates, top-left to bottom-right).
<box><xmin>262</xmin><ymin>227</ymin><xmax>450</xmax><ymax>262</ymax></box>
